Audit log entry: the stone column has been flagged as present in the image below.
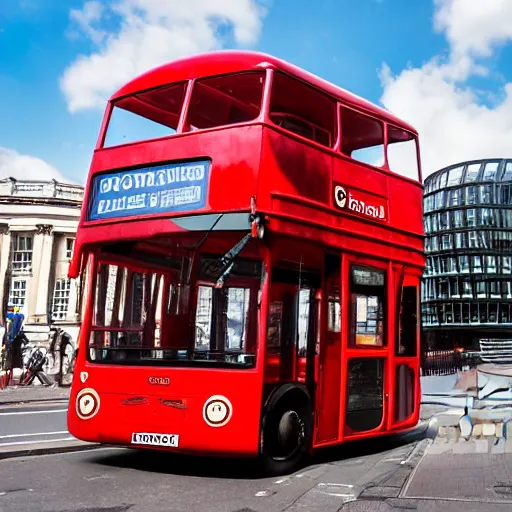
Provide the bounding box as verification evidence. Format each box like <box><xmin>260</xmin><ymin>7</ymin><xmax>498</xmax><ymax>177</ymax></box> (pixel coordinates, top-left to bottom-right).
<box><xmin>32</xmin><ymin>224</ymin><xmax>54</xmax><ymax>327</ymax></box>
<box><xmin>0</xmin><ymin>224</ymin><xmax>11</xmax><ymax>320</ymax></box>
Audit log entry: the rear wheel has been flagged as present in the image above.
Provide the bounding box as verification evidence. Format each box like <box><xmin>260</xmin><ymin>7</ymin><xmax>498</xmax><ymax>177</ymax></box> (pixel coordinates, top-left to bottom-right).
<box><xmin>262</xmin><ymin>396</ymin><xmax>312</xmax><ymax>476</ymax></box>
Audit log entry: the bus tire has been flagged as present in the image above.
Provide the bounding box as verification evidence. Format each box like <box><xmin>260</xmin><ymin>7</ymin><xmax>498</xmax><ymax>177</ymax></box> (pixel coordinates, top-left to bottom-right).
<box><xmin>262</xmin><ymin>390</ymin><xmax>312</xmax><ymax>476</ymax></box>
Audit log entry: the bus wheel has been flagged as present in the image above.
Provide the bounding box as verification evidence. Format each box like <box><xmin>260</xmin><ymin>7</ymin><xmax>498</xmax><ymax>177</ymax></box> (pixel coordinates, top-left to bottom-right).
<box><xmin>262</xmin><ymin>398</ymin><xmax>311</xmax><ymax>475</ymax></box>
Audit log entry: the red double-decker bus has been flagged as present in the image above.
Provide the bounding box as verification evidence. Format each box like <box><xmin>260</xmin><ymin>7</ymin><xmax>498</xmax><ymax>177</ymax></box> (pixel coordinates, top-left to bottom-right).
<box><xmin>68</xmin><ymin>50</ymin><xmax>424</xmax><ymax>474</ymax></box>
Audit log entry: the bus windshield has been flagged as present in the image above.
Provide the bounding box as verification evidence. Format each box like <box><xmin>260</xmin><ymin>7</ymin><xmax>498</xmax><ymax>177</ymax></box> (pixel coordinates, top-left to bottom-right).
<box><xmin>88</xmin><ymin>242</ymin><xmax>262</xmax><ymax>368</ymax></box>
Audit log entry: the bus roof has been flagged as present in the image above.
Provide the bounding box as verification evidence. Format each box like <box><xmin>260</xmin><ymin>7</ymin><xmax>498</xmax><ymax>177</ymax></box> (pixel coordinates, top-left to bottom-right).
<box><xmin>110</xmin><ymin>50</ymin><xmax>417</xmax><ymax>135</ymax></box>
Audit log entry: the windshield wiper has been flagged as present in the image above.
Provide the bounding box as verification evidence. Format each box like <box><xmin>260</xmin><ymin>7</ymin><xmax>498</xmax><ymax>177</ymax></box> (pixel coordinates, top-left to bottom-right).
<box><xmin>205</xmin><ymin>231</ymin><xmax>252</xmax><ymax>288</ymax></box>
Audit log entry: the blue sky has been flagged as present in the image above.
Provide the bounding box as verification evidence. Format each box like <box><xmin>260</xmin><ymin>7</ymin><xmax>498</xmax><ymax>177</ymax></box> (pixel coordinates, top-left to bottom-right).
<box><xmin>1</xmin><ymin>0</ymin><xmax>512</xmax><ymax>184</ymax></box>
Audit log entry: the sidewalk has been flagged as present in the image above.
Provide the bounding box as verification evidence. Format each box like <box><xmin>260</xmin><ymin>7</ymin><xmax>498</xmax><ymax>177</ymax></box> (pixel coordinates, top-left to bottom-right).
<box><xmin>0</xmin><ymin>385</ymin><xmax>70</xmax><ymax>406</ymax></box>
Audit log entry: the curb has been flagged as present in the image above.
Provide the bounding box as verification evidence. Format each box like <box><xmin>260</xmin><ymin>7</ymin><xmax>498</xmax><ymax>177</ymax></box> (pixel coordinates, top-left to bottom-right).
<box><xmin>0</xmin><ymin>441</ymin><xmax>101</xmax><ymax>460</ymax></box>
<box><xmin>0</xmin><ymin>397</ymin><xmax>70</xmax><ymax>407</ymax></box>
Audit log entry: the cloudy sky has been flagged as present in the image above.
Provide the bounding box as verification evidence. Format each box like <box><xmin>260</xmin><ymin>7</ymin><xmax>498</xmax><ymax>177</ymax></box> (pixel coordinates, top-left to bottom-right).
<box><xmin>1</xmin><ymin>0</ymin><xmax>512</xmax><ymax>184</ymax></box>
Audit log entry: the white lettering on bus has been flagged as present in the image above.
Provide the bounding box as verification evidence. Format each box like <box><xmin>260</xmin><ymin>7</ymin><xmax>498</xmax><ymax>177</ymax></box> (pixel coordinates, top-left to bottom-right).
<box><xmin>99</xmin><ymin>164</ymin><xmax>206</xmax><ymax>195</ymax></box>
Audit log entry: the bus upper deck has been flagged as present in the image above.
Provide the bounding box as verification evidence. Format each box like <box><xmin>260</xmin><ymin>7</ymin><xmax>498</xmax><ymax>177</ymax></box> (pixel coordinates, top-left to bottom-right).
<box><xmin>70</xmin><ymin>50</ymin><xmax>423</xmax><ymax>279</ymax></box>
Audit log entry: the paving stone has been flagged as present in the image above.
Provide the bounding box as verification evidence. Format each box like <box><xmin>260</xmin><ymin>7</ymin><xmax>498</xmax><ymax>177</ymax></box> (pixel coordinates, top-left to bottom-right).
<box><xmin>491</xmin><ymin>437</ymin><xmax>506</xmax><ymax>454</ymax></box>
<box><xmin>428</xmin><ymin>442</ymin><xmax>452</xmax><ymax>455</ymax></box>
<box><xmin>447</xmin><ymin>426</ymin><xmax>459</xmax><ymax>442</ymax></box>
<box><xmin>452</xmin><ymin>438</ymin><xmax>476</xmax><ymax>454</ymax></box>
<box><xmin>483</xmin><ymin>423</ymin><xmax>496</xmax><ymax>436</ymax></box>
<box><xmin>475</xmin><ymin>439</ymin><xmax>489</xmax><ymax>453</ymax></box>
<box><xmin>496</xmin><ymin>422</ymin><xmax>504</xmax><ymax>438</ymax></box>
<box><xmin>472</xmin><ymin>424</ymin><xmax>483</xmax><ymax>438</ymax></box>
<box><xmin>506</xmin><ymin>421</ymin><xmax>512</xmax><ymax>439</ymax></box>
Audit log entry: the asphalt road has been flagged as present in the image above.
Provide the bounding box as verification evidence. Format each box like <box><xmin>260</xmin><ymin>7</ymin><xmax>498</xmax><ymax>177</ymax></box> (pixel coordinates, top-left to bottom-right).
<box><xmin>0</xmin><ymin>402</ymin><xmax>72</xmax><ymax>448</ymax></box>
<box><xmin>0</xmin><ymin>431</ymin><xmax>434</xmax><ymax>512</ymax></box>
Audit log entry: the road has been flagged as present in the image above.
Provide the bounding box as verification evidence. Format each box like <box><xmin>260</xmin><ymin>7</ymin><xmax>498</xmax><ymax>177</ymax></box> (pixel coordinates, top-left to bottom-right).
<box><xmin>0</xmin><ymin>426</ymin><xmax>435</xmax><ymax>512</ymax></box>
<box><xmin>0</xmin><ymin>401</ymin><xmax>72</xmax><ymax>448</ymax></box>
<box><xmin>1</xmin><ymin>407</ymin><xmax>511</xmax><ymax>511</ymax></box>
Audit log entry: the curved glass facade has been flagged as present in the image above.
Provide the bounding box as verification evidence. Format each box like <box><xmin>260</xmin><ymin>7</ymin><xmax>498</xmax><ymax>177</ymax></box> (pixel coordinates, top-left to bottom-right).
<box><xmin>422</xmin><ymin>159</ymin><xmax>512</xmax><ymax>350</ymax></box>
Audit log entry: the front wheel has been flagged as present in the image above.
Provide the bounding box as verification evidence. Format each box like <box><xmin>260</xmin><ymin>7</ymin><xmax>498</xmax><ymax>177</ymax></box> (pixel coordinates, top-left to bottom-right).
<box><xmin>262</xmin><ymin>399</ymin><xmax>312</xmax><ymax>476</ymax></box>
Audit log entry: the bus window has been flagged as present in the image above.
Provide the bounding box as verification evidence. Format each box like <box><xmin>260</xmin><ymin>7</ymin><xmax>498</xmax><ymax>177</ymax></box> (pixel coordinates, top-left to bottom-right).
<box><xmin>386</xmin><ymin>125</ymin><xmax>420</xmax><ymax>181</ymax></box>
<box><xmin>349</xmin><ymin>266</ymin><xmax>386</xmax><ymax>347</ymax></box>
<box><xmin>195</xmin><ymin>286</ymin><xmax>213</xmax><ymax>350</ymax></box>
<box><xmin>91</xmin><ymin>263</ymin><xmax>162</xmax><ymax>362</ymax></box>
<box><xmin>186</xmin><ymin>72</ymin><xmax>264</xmax><ymax>130</ymax></box>
<box><xmin>397</xmin><ymin>285</ymin><xmax>418</xmax><ymax>356</ymax></box>
<box><xmin>194</xmin><ymin>286</ymin><xmax>251</xmax><ymax>352</ymax></box>
<box><xmin>341</xmin><ymin>108</ymin><xmax>385</xmax><ymax>167</ymax></box>
<box><xmin>269</xmin><ymin>72</ymin><xmax>336</xmax><ymax>147</ymax></box>
<box><xmin>104</xmin><ymin>82</ymin><xmax>187</xmax><ymax>147</ymax></box>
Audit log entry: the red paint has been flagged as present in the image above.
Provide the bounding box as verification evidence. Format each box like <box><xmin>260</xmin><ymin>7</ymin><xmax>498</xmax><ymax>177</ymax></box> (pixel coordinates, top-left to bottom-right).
<box><xmin>68</xmin><ymin>51</ymin><xmax>424</xmax><ymax>463</ymax></box>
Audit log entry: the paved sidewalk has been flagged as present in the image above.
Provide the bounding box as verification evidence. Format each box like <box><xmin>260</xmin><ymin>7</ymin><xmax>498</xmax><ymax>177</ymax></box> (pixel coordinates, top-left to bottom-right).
<box><xmin>0</xmin><ymin>385</ymin><xmax>70</xmax><ymax>406</ymax></box>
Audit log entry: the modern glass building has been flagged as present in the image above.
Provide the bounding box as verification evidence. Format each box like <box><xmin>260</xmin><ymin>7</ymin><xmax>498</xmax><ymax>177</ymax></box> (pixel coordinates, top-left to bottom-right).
<box><xmin>422</xmin><ymin>158</ymin><xmax>512</xmax><ymax>352</ymax></box>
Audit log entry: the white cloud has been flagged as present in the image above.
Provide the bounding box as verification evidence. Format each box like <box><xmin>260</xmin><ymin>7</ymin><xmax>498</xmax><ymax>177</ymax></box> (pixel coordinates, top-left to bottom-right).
<box><xmin>380</xmin><ymin>0</ymin><xmax>512</xmax><ymax>178</ymax></box>
<box><xmin>60</xmin><ymin>0</ymin><xmax>267</xmax><ymax>113</ymax></box>
<box><xmin>0</xmin><ymin>147</ymin><xmax>68</xmax><ymax>182</ymax></box>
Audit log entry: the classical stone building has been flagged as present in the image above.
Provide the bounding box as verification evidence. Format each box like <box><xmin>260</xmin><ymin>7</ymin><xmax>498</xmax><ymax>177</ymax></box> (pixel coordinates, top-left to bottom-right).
<box><xmin>0</xmin><ymin>178</ymin><xmax>84</xmax><ymax>350</ymax></box>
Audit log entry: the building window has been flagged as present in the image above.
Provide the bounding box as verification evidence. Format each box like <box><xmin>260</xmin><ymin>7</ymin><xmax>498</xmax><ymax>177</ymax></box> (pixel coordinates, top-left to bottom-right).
<box><xmin>468</xmin><ymin>231</ymin><xmax>478</xmax><ymax>248</ymax></box>
<box><xmin>442</xmin><ymin>234</ymin><xmax>451</xmax><ymax>250</ymax></box>
<box><xmin>476</xmin><ymin>280</ymin><xmax>486</xmax><ymax>298</ymax></box>
<box><xmin>453</xmin><ymin>210</ymin><xmax>463</xmax><ymax>228</ymax></box>
<box><xmin>490</xmin><ymin>281</ymin><xmax>500</xmax><ymax>298</ymax></box>
<box><xmin>12</xmin><ymin>234</ymin><xmax>33</xmax><ymax>273</ymax></box>
<box><xmin>439</xmin><ymin>212</ymin><xmax>449</xmax><ymax>230</ymax></box>
<box><xmin>503</xmin><ymin>256</ymin><xmax>512</xmax><ymax>274</ymax></box>
<box><xmin>502</xmin><ymin>162</ymin><xmax>512</xmax><ymax>182</ymax></box>
<box><xmin>449</xmin><ymin>189</ymin><xmax>461</xmax><ymax>206</ymax></box>
<box><xmin>483</xmin><ymin>162</ymin><xmax>499</xmax><ymax>181</ymax></box>
<box><xmin>467</xmin><ymin>209</ymin><xmax>476</xmax><ymax>227</ymax></box>
<box><xmin>465</xmin><ymin>163</ymin><xmax>481</xmax><ymax>182</ymax></box>
<box><xmin>66</xmin><ymin>238</ymin><xmax>75</xmax><ymax>260</ymax></box>
<box><xmin>449</xmin><ymin>277</ymin><xmax>459</xmax><ymax>297</ymax></box>
<box><xmin>52</xmin><ymin>279</ymin><xmax>72</xmax><ymax>320</ymax></box>
<box><xmin>479</xmin><ymin>185</ymin><xmax>492</xmax><ymax>203</ymax></box>
<box><xmin>447</xmin><ymin>166</ymin><xmax>463</xmax><ymax>186</ymax></box>
<box><xmin>434</xmin><ymin>191</ymin><xmax>446</xmax><ymax>209</ymax></box>
<box><xmin>9</xmin><ymin>279</ymin><xmax>27</xmax><ymax>309</ymax></box>
<box><xmin>466</xmin><ymin>186</ymin><xmax>477</xmax><ymax>205</ymax></box>
<box><xmin>486</xmin><ymin>255</ymin><xmax>497</xmax><ymax>273</ymax></box>
<box><xmin>472</xmin><ymin>256</ymin><xmax>482</xmax><ymax>273</ymax></box>
<box><xmin>462</xmin><ymin>278</ymin><xmax>472</xmax><ymax>297</ymax></box>
<box><xmin>459</xmin><ymin>255</ymin><xmax>469</xmax><ymax>273</ymax></box>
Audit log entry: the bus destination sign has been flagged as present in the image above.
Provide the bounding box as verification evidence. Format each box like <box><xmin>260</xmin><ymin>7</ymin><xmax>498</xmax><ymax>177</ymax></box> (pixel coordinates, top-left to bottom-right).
<box><xmin>88</xmin><ymin>160</ymin><xmax>211</xmax><ymax>221</ymax></box>
<box><xmin>333</xmin><ymin>183</ymin><xmax>388</xmax><ymax>223</ymax></box>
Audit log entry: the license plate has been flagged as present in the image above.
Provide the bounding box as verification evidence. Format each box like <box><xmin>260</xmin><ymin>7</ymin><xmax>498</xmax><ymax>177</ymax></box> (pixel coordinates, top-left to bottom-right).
<box><xmin>131</xmin><ymin>432</ymin><xmax>179</xmax><ymax>447</ymax></box>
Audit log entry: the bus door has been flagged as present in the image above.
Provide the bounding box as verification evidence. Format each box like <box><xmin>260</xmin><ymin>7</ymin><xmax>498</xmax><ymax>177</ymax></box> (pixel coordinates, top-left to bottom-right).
<box><xmin>264</xmin><ymin>267</ymin><xmax>320</xmax><ymax>388</ymax></box>
<box><xmin>388</xmin><ymin>267</ymin><xmax>421</xmax><ymax>430</ymax></box>
<box><xmin>342</xmin><ymin>257</ymin><xmax>388</xmax><ymax>438</ymax></box>
<box><xmin>315</xmin><ymin>253</ymin><xmax>342</xmax><ymax>444</ymax></box>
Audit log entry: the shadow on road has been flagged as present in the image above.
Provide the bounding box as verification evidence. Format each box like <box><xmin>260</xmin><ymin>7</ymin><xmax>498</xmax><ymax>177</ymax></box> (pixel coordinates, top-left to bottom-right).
<box><xmin>89</xmin><ymin>423</ymin><xmax>431</xmax><ymax>480</ymax></box>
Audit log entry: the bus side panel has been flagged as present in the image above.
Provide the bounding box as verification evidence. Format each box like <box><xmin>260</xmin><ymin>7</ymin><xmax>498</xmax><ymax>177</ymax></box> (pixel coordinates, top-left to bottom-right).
<box><xmin>258</xmin><ymin>128</ymin><xmax>334</xmax><ymax>211</ymax></box>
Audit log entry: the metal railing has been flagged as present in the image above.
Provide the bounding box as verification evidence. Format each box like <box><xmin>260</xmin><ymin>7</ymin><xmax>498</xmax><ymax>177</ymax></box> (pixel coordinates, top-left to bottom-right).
<box><xmin>421</xmin><ymin>349</ymin><xmax>482</xmax><ymax>376</ymax></box>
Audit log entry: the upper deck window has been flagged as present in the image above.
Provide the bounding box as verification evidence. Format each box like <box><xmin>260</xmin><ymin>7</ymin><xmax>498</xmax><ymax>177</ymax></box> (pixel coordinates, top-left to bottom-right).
<box><xmin>104</xmin><ymin>82</ymin><xmax>187</xmax><ymax>147</ymax></box>
<box><xmin>341</xmin><ymin>108</ymin><xmax>385</xmax><ymax>167</ymax></box>
<box><xmin>186</xmin><ymin>71</ymin><xmax>264</xmax><ymax>130</ymax></box>
<box><xmin>269</xmin><ymin>72</ymin><xmax>336</xmax><ymax>147</ymax></box>
<box><xmin>386</xmin><ymin>125</ymin><xmax>420</xmax><ymax>181</ymax></box>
